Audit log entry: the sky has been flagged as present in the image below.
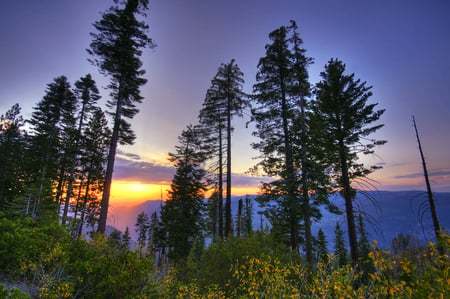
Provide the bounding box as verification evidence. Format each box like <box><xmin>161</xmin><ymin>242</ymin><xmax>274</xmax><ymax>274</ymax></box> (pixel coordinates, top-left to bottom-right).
<box><xmin>1</xmin><ymin>0</ymin><xmax>450</xmax><ymax>207</ymax></box>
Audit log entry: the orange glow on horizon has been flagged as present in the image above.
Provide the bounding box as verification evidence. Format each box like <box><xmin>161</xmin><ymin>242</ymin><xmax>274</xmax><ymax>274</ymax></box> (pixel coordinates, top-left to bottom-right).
<box><xmin>110</xmin><ymin>181</ymin><xmax>169</xmax><ymax>205</ymax></box>
<box><xmin>110</xmin><ymin>180</ymin><xmax>260</xmax><ymax>206</ymax></box>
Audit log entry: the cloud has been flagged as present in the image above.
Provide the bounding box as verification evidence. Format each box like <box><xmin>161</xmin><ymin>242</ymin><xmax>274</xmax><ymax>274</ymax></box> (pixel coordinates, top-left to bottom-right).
<box><xmin>116</xmin><ymin>149</ymin><xmax>141</xmax><ymax>161</ymax></box>
<box><xmin>114</xmin><ymin>157</ymin><xmax>175</xmax><ymax>184</ymax></box>
<box><xmin>113</xmin><ymin>150</ymin><xmax>270</xmax><ymax>189</ymax></box>
<box><xmin>231</xmin><ymin>173</ymin><xmax>269</xmax><ymax>187</ymax></box>
<box><xmin>394</xmin><ymin>169</ymin><xmax>450</xmax><ymax>179</ymax></box>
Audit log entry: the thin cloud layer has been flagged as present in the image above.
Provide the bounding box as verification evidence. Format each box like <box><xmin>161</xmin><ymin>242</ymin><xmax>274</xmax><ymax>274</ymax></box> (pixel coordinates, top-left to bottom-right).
<box><xmin>113</xmin><ymin>156</ymin><xmax>175</xmax><ymax>184</ymax></box>
<box><xmin>113</xmin><ymin>150</ymin><xmax>268</xmax><ymax>189</ymax></box>
<box><xmin>394</xmin><ymin>169</ymin><xmax>450</xmax><ymax>179</ymax></box>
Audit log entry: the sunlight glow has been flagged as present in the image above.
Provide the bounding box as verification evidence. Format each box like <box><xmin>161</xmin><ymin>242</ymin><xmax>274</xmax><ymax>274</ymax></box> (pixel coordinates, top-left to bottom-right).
<box><xmin>110</xmin><ymin>180</ymin><xmax>169</xmax><ymax>206</ymax></box>
<box><xmin>110</xmin><ymin>180</ymin><xmax>261</xmax><ymax>206</ymax></box>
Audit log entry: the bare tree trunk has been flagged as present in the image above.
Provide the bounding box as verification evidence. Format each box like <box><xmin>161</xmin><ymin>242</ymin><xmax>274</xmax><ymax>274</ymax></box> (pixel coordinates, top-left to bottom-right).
<box><xmin>412</xmin><ymin>116</ymin><xmax>443</xmax><ymax>255</ymax></box>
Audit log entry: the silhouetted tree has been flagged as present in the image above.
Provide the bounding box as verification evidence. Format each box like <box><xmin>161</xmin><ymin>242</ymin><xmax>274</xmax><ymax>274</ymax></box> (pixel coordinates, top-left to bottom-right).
<box><xmin>122</xmin><ymin>226</ymin><xmax>131</xmax><ymax>251</ymax></box>
<box><xmin>251</xmin><ymin>24</ymin><xmax>336</xmax><ymax>263</ymax></box>
<box><xmin>0</xmin><ymin>104</ymin><xmax>27</xmax><ymax>213</ymax></box>
<box><xmin>77</xmin><ymin>108</ymin><xmax>110</xmax><ymax>236</ymax></box>
<box><xmin>199</xmin><ymin>59</ymin><xmax>247</xmax><ymax>238</ymax></box>
<box><xmin>160</xmin><ymin>125</ymin><xmax>208</xmax><ymax>265</ymax></box>
<box><xmin>412</xmin><ymin>116</ymin><xmax>443</xmax><ymax>255</ymax></box>
<box><xmin>334</xmin><ymin>222</ymin><xmax>348</xmax><ymax>267</ymax></box>
<box><xmin>357</xmin><ymin>214</ymin><xmax>375</xmax><ymax>281</ymax></box>
<box><xmin>108</xmin><ymin>229</ymin><xmax>123</xmax><ymax>250</ymax></box>
<box><xmin>251</xmin><ymin>24</ymin><xmax>300</xmax><ymax>252</ymax></box>
<box><xmin>289</xmin><ymin>20</ymin><xmax>337</xmax><ymax>267</ymax></box>
<box><xmin>136</xmin><ymin>211</ymin><xmax>150</xmax><ymax>249</ymax></box>
<box><xmin>148</xmin><ymin>210</ymin><xmax>160</xmax><ymax>256</ymax></box>
<box><xmin>28</xmin><ymin>76</ymin><xmax>76</xmax><ymax>220</ymax></box>
<box><xmin>315</xmin><ymin>228</ymin><xmax>328</xmax><ymax>264</ymax></box>
<box><xmin>242</xmin><ymin>195</ymin><xmax>254</xmax><ymax>236</ymax></box>
<box><xmin>62</xmin><ymin>74</ymin><xmax>101</xmax><ymax>225</ymax></box>
<box><xmin>88</xmin><ymin>0</ymin><xmax>155</xmax><ymax>233</ymax></box>
<box><xmin>313</xmin><ymin>58</ymin><xmax>386</xmax><ymax>265</ymax></box>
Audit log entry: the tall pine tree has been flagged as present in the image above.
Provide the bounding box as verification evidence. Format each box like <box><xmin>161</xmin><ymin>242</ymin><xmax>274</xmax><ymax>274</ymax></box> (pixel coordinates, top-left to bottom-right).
<box><xmin>88</xmin><ymin>0</ymin><xmax>155</xmax><ymax>233</ymax></box>
<box><xmin>251</xmin><ymin>24</ymin><xmax>300</xmax><ymax>251</ymax></box>
<box><xmin>313</xmin><ymin>58</ymin><xmax>385</xmax><ymax>265</ymax></box>
<box><xmin>28</xmin><ymin>76</ymin><xmax>77</xmax><ymax>220</ymax></box>
<box><xmin>62</xmin><ymin>74</ymin><xmax>101</xmax><ymax>225</ymax></box>
<box><xmin>199</xmin><ymin>59</ymin><xmax>247</xmax><ymax>238</ymax></box>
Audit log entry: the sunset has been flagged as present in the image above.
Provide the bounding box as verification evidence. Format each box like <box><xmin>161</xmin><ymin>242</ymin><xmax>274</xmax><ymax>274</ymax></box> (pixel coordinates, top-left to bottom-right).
<box><xmin>1</xmin><ymin>1</ymin><xmax>450</xmax><ymax>203</ymax></box>
<box><xmin>0</xmin><ymin>0</ymin><xmax>449</xmax><ymax>297</ymax></box>
<box><xmin>110</xmin><ymin>181</ymin><xmax>167</xmax><ymax>205</ymax></box>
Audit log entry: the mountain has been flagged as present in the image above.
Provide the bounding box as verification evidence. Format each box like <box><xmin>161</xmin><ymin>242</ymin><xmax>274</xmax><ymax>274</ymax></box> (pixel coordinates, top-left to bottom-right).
<box><xmin>108</xmin><ymin>191</ymin><xmax>450</xmax><ymax>249</ymax></box>
<box><xmin>108</xmin><ymin>200</ymin><xmax>164</xmax><ymax>240</ymax></box>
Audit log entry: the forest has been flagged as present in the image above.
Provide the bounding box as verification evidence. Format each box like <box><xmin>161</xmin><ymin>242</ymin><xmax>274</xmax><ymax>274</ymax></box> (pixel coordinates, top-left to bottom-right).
<box><xmin>0</xmin><ymin>0</ymin><xmax>448</xmax><ymax>298</ymax></box>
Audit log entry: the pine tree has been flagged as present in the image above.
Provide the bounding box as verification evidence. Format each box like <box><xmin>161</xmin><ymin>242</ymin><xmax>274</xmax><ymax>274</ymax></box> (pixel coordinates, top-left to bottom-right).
<box><xmin>62</xmin><ymin>74</ymin><xmax>101</xmax><ymax>225</ymax></box>
<box><xmin>199</xmin><ymin>59</ymin><xmax>247</xmax><ymax>238</ymax></box>
<box><xmin>251</xmin><ymin>24</ymin><xmax>300</xmax><ymax>252</ymax></box>
<box><xmin>0</xmin><ymin>104</ymin><xmax>27</xmax><ymax>213</ymax></box>
<box><xmin>160</xmin><ymin>125</ymin><xmax>208</xmax><ymax>264</ymax></box>
<box><xmin>88</xmin><ymin>0</ymin><xmax>155</xmax><ymax>233</ymax></box>
<box><xmin>135</xmin><ymin>211</ymin><xmax>150</xmax><ymax>249</ymax></box>
<box><xmin>251</xmin><ymin>23</ymin><xmax>335</xmax><ymax>261</ymax></box>
<box><xmin>108</xmin><ymin>229</ymin><xmax>123</xmax><ymax>250</ymax></box>
<box><xmin>315</xmin><ymin>228</ymin><xmax>328</xmax><ymax>264</ymax></box>
<box><xmin>77</xmin><ymin>108</ymin><xmax>110</xmax><ymax>236</ymax></box>
<box><xmin>357</xmin><ymin>215</ymin><xmax>370</xmax><ymax>261</ymax></box>
<box><xmin>148</xmin><ymin>210</ymin><xmax>160</xmax><ymax>256</ymax></box>
<box><xmin>122</xmin><ymin>226</ymin><xmax>131</xmax><ymax>251</ymax></box>
<box><xmin>356</xmin><ymin>214</ymin><xmax>375</xmax><ymax>284</ymax></box>
<box><xmin>313</xmin><ymin>58</ymin><xmax>386</xmax><ymax>265</ymax></box>
<box><xmin>334</xmin><ymin>222</ymin><xmax>348</xmax><ymax>267</ymax></box>
<box><xmin>28</xmin><ymin>76</ymin><xmax>77</xmax><ymax>220</ymax></box>
<box><xmin>288</xmin><ymin>20</ymin><xmax>337</xmax><ymax>267</ymax></box>
<box><xmin>243</xmin><ymin>195</ymin><xmax>253</xmax><ymax>236</ymax></box>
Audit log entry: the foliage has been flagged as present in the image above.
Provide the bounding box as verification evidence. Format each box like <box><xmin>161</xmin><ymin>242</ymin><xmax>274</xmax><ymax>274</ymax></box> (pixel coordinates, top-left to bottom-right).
<box><xmin>0</xmin><ymin>284</ymin><xmax>30</xmax><ymax>299</ymax></box>
<box><xmin>0</xmin><ymin>217</ymin><xmax>157</xmax><ymax>299</ymax></box>
<box><xmin>157</xmin><ymin>234</ymin><xmax>450</xmax><ymax>298</ymax></box>
<box><xmin>167</xmin><ymin>232</ymin><xmax>294</xmax><ymax>296</ymax></box>
<box><xmin>1</xmin><ymin>215</ymin><xmax>449</xmax><ymax>298</ymax></box>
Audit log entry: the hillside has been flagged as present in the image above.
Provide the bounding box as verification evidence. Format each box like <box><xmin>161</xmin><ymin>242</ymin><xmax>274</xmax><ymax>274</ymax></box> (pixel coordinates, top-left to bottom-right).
<box><xmin>109</xmin><ymin>191</ymin><xmax>450</xmax><ymax>249</ymax></box>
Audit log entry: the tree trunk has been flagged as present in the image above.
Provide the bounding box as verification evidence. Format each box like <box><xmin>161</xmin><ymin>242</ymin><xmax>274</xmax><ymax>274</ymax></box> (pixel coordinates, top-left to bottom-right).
<box><xmin>217</xmin><ymin>119</ymin><xmax>224</xmax><ymax>239</ymax></box>
<box><xmin>280</xmin><ymin>81</ymin><xmax>298</xmax><ymax>252</ymax></box>
<box><xmin>412</xmin><ymin>116</ymin><xmax>443</xmax><ymax>255</ymax></box>
<box><xmin>339</xmin><ymin>145</ymin><xmax>359</xmax><ymax>266</ymax></box>
<box><xmin>225</xmin><ymin>88</ymin><xmax>232</xmax><ymax>237</ymax></box>
<box><xmin>98</xmin><ymin>92</ymin><xmax>123</xmax><ymax>233</ymax></box>
<box><xmin>237</xmin><ymin>198</ymin><xmax>243</xmax><ymax>238</ymax></box>
<box><xmin>62</xmin><ymin>101</ymin><xmax>86</xmax><ymax>225</ymax></box>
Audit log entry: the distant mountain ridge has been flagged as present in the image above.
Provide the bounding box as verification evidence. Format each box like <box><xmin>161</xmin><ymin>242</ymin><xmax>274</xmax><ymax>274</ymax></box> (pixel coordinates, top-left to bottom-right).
<box><xmin>108</xmin><ymin>191</ymin><xmax>450</xmax><ymax>249</ymax></box>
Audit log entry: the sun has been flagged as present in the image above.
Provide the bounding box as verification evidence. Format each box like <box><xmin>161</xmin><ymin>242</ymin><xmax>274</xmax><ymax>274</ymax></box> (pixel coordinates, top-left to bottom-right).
<box><xmin>110</xmin><ymin>180</ymin><xmax>170</xmax><ymax>205</ymax></box>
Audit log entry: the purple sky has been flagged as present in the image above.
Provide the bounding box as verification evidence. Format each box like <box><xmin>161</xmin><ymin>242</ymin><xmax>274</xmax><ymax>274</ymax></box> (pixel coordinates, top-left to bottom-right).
<box><xmin>1</xmin><ymin>0</ymin><xmax>450</xmax><ymax>193</ymax></box>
